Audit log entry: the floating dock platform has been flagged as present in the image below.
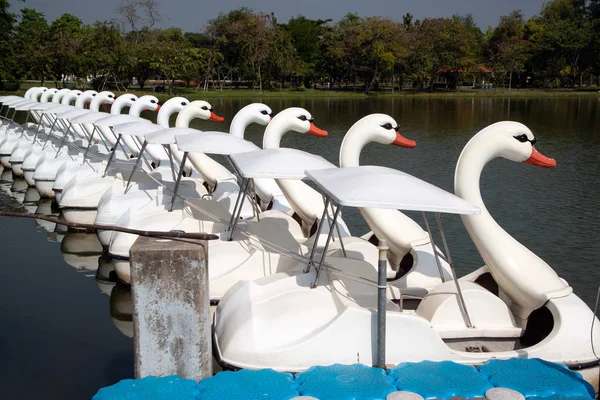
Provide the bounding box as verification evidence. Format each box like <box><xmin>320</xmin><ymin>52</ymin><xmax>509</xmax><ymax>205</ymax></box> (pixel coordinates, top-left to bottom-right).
<box><xmin>93</xmin><ymin>358</ymin><xmax>596</xmax><ymax>400</ymax></box>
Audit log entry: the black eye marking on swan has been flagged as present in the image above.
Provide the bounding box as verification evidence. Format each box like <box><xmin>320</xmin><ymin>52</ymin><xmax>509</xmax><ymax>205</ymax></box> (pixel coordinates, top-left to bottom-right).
<box><xmin>297</xmin><ymin>115</ymin><xmax>314</xmax><ymax>122</ymax></box>
<box><xmin>514</xmin><ymin>134</ymin><xmax>537</xmax><ymax>145</ymax></box>
<box><xmin>260</xmin><ymin>110</ymin><xmax>269</xmax><ymax>115</ymax></box>
<box><xmin>181</xmin><ymin>102</ymin><xmax>188</xmax><ymax>106</ymax></box>
<box><xmin>130</xmin><ymin>98</ymin><xmax>136</xmax><ymax>101</ymax></box>
<box><xmin>150</xmin><ymin>100</ymin><xmax>156</xmax><ymax>104</ymax></box>
<box><xmin>381</xmin><ymin>123</ymin><xmax>393</xmax><ymax>130</ymax></box>
<box><xmin>201</xmin><ymin>106</ymin><xmax>209</xmax><ymax>110</ymax></box>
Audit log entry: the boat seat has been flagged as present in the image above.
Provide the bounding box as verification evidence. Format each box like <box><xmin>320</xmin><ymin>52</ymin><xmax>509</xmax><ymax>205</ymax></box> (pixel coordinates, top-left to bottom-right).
<box><xmin>328</xmin><ymin>257</ymin><xmax>400</xmax><ymax>312</ymax></box>
<box><xmin>416</xmin><ymin>280</ymin><xmax>523</xmax><ymax>339</ymax></box>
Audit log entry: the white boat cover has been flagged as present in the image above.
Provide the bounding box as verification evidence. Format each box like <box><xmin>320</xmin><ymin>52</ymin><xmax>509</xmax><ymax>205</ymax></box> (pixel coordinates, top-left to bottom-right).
<box><xmin>306</xmin><ymin>165</ymin><xmax>479</xmax><ymax>214</ymax></box>
<box><xmin>230</xmin><ymin>148</ymin><xmax>336</xmax><ymax>180</ymax></box>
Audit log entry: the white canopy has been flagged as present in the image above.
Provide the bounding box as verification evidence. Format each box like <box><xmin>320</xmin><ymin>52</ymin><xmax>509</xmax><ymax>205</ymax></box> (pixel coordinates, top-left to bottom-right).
<box><xmin>56</xmin><ymin>109</ymin><xmax>91</xmax><ymax>120</ymax></box>
<box><xmin>112</xmin><ymin>121</ymin><xmax>160</xmax><ymax>137</ymax></box>
<box><xmin>3</xmin><ymin>98</ymin><xmax>31</xmax><ymax>106</ymax></box>
<box><xmin>175</xmin><ymin>130</ymin><xmax>259</xmax><ymax>155</ymax></box>
<box><xmin>305</xmin><ymin>165</ymin><xmax>480</xmax><ymax>215</ymax></box>
<box><xmin>0</xmin><ymin>96</ymin><xmax>22</xmax><ymax>102</ymax></box>
<box><xmin>142</xmin><ymin>127</ymin><xmax>200</xmax><ymax>145</ymax></box>
<box><xmin>12</xmin><ymin>101</ymin><xmax>38</xmax><ymax>110</ymax></box>
<box><xmin>29</xmin><ymin>103</ymin><xmax>66</xmax><ymax>111</ymax></box>
<box><xmin>38</xmin><ymin>105</ymin><xmax>75</xmax><ymax>114</ymax></box>
<box><xmin>69</xmin><ymin>111</ymin><xmax>111</xmax><ymax>124</ymax></box>
<box><xmin>94</xmin><ymin>115</ymin><xmax>146</xmax><ymax>127</ymax></box>
<box><xmin>230</xmin><ymin>148</ymin><xmax>336</xmax><ymax>180</ymax></box>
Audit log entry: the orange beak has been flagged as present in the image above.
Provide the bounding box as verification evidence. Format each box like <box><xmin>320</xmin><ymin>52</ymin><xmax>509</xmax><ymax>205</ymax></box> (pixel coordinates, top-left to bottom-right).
<box><xmin>392</xmin><ymin>131</ymin><xmax>416</xmax><ymax>148</ymax></box>
<box><xmin>156</xmin><ymin>104</ymin><xmax>161</xmax><ymax>111</ymax></box>
<box><xmin>525</xmin><ymin>146</ymin><xmax>556</xmax><ymax>168</ymax></box>
<box><xmin>307</xmin><ymin>122</ymin><xmax>328</xmax><ymax>137</ymax></box>
<box><xmin>210</xmin><ymin>112</ymin><xmax>225</xmax><ymax>122</ymax></box>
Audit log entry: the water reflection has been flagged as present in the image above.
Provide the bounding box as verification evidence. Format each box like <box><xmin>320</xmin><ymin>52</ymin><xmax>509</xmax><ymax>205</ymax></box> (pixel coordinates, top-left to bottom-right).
<box><xmin>110</xmin><ymin>284</ymin><xmax>133</xmax><ymax>338</ymax></box>
<box><xmin>97</xmin><ymin>253</ymin><xmax>118</xmax><ymax>296</ymax></box>
<box><xmin>35</xmin><ymin>198</ymin><xmax>59</xmax><ymax>233</ymax></box>
<box><xmin>60</xmin><ymin>230</ymin><xmax>104</xmax><ymax>271</ymax></box>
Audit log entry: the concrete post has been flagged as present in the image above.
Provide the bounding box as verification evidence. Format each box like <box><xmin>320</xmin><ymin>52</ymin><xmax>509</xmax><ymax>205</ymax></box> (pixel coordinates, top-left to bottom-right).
<box><xmin>130</xmin><ymin>236</ymin><xmax>211</xmax><ymax>381</ymax></box>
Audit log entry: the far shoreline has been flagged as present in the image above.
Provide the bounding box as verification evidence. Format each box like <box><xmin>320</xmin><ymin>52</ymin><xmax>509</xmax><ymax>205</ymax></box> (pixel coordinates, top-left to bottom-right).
<box><xmin>2</xmin><ymin>86</ymin><xmax>599</xmax><ymax>101</ymax></box>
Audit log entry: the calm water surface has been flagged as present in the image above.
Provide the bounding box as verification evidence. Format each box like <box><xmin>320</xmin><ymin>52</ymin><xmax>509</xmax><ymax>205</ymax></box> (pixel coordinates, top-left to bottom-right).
<box><xmin>0</xmin><ymin>97</ymin><xmax>598</xmax><ymax>398</ymax></box>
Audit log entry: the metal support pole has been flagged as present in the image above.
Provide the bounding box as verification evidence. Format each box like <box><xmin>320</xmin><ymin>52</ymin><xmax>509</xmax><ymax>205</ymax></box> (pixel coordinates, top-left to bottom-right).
<box><xmin>434</xmin><ymin>213</ymin><xmax>473</xmax><ymax>328</ymax></box>
<box><xmin>376</xmin><ymin>239</ymin><xmax>389</xmax><ymax>369</ymax></box>
<box><xmin>103</xmin><ymin>134</ymin><xmax>122</xmax><ymax>177</ymax></box>
<box><xmin>305</xmin><ymin>197</ymin><xmax>331</xmax><ymax>273</ymax></box>
<box><xmin>51</xmin><ymin>120</ymin><xmax>73</xmax><ymax>152</ymax></box>
<box><xmin>312</xmin><ymin>205</ymin><xmax>342</xmax><ymax>288</ymax></box>
<box><xmin>125</xmin><ymin>140</ymin><xmax>148</xmax><ymax>194</ymax></box>
<box><xmin>82</xmin><ymin>127</ymin><xmax>96</xmax><ymax>159</ymax></box>
<box><xmin>228</xmin><ymin>178</ymin><xmax>250</xmax><ymax>241</ymax></box>
<box><xmin>0</xmin><ymin>105</ymin><xmax>7</xmax><ymax>124</ymax></box>
<box><xmin>422</xmin><ymin>212</ymin><xmax>446</xmax><ymax>283</ymax></box>
<box><xmin>226</xmin><ymin>176</ymin><xmax>247</xmax><ymax>231</ymax></box>
<box><xmin>165</xmin><ymin>145</ymin><xmax>177</xmax><ymax>182</ymax></box>
<box><xmin>23</xmin><ymin>112</ymin><xmax>33</xmax><ymax>140</ymax></box>
<box><xmin>21</xmin><ymin>111</ymin><xmax>37</xmax><ymax>138</ymax></box>
<box><xmin>169</xmin><ymin>152</ymin><xmax>188</xmax><ymax>212</ymax></box>
<box><xmin>330</xmin><ymin>202</ymin><xmax>346</xmax><ymax>257</ymax></box>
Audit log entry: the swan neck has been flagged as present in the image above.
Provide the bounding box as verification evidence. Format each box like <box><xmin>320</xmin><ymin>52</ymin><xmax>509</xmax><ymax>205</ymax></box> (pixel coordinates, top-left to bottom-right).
<box><xmin>229</xmin><ymin>113</ymin><xmax>250</xmax><ymax>138</ymax></box>
<box><xmin>175</xmin><ymin>109</ymin><xmax>195</xmax><ymax>128</ymax></box>
<box><xmin>129</xmin><ymin>102</ymin><xmax>147</xmax><ymax>117</ymax></box>
<box><xmin>339</xmin><ymin>129</ymin><xmax>371</xmax><ymax>168</ymax></box>
<box><xmin>157</xmin><ymin>107</ymin><xmax>175</xmax><ymax>128</ymax></box>
<box><xmin>263</xmin><ymin>118</ymin><xmax>292</xmax><ymax>149</ymax></box>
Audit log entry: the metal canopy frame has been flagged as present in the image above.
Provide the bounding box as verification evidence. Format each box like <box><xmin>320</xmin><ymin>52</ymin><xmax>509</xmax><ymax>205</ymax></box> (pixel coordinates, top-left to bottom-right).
<box><xmin>302</xmin><ymin>165</ymin><xmax>480</xmax><ymax>369</ymax></box>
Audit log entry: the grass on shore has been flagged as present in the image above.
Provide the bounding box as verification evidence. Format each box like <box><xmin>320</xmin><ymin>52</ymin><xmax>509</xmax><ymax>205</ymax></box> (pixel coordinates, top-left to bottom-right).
<box><xmin>3</xmin><ymin>82</ymin><xmax>600</xmax><ymax>101</ymax></box>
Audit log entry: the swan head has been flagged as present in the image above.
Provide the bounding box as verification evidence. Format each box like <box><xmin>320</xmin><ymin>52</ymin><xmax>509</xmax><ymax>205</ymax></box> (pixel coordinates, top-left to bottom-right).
<box><xmin>31</xmin><ymin>87</ymin><xmax>48</xmax><ymax>102</ymax></box>
<box><xmin>339</xmin><ymin>114</ymin><xmax>415</xmax><ymax>168</ymax></box>
<box><xmin>262</xmin><ymin>107</ymin><xmax>328</xmax><ymax>149</ymax></box>
<box><xmin>181</xmin><ymin>100</ymin><xmax>225</xmax><ymax>122</ymax></box>
<box><xmin>96</xmin><ymin>91</ymin><xmax>116</xmax><ymax>105</ymax></box>
<box><xmin>236</xmin><ymin>103</ymin><xmax>274</xmax><ymax>126</ymax></box>
<box><xmin>137</xmin><ymin>95</ymin><xmax>160</xmax><ymax>112</ymax></box>
<box><xmin>276</xmin><ymin>107</ymin><xmax>327</xmax><ymax>136</ymax></box>
<box><xmin>76</xmin><ymin>90</ymin><xmax>97</xmax><ymax>107</ymax></box>
<box><xmin>158</xmin><ymin>96</ymin><xmax>189</xmax><ymax>115</ymax></box>
<box><xmin>40</xmin><ymin>88</ymin><xmax>59</xmax><ymax>102</ymax></box>
<box><xmin>354</xmin><ymin>114</ymin><xmax>416</xmax><ymax>148</ymax></box>
<box><xmin>479</xmin><ymin>121</ymin><xmax>556</xmax><ymax>168</ymax></box>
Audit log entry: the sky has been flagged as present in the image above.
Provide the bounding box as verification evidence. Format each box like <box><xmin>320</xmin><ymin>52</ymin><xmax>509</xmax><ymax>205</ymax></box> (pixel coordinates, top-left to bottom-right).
<box><xmin>10</xmin><ymin>0</ymin><xmax>548</xmax><ymax>31</ymax></box>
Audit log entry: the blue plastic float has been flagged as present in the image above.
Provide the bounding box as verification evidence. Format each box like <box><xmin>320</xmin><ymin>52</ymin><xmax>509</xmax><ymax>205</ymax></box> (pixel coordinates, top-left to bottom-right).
<box><xmin>93</xmin><ymin>375</ymin><xmax>198</xmax><ymax>400</ymax></box>
<box><xmin>92</xmin><ymin>358</ymin><xmax>598</xmax><ymax>400</ymax></box>
<box><xmin>478</xmin><ymin>358</ymin><xmax>594</xmax><ymax>399</ymax></box>
<box><xmin>295</xmin><ymin>364</ymin><xmax>396</xmax><ymax>400</ymax></box>
<box><xmin>388</xmin><ymin>360</ymin><xmax>493</xmax><ymax>399</ymax></box>
<box><xmin>196</xmin><ymin>368</ymin><xmax>298</xmax><ymax>400</ymax></box>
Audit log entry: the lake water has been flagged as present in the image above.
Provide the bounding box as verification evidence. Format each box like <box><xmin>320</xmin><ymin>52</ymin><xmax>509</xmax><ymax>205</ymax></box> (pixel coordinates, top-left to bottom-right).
<box><xmin>0</xmin><ymin>96</ymin><xmax>599</xmax><ymax>398</ymax></box>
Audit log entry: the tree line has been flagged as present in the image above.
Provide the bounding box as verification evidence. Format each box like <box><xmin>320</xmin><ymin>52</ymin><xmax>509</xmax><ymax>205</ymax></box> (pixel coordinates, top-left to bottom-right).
<box><xmin>0</xmin><ymin>0</ymin><xmax>599</xmax><ymax>94</ymax></box>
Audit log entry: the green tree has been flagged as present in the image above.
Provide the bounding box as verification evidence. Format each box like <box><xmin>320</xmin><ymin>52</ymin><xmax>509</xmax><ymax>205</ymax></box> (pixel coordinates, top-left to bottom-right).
<box><xmin>48</xmin><ymin>13</ymin><xmax>83</xmax><ymax>85</ymax></box>
<box><xmin>406</xmin><ymin>17</ymin><xmax>480</xmax><ymax>90</ymax></box>
<box><xmin>484</xmin><ymin>11</ymin><xmax>530</xmax><ymax>89</ymax></box>
<box><xmin>0</xmin><ymin>0</ymin><xmax>16</xmax><ymax>81</ymax></box>
<box><xmin>81</xmin><ymin>21</ymin><xmax>130</xmax><ymax>90</ymax></box>
<box><xmin>12</xmin><ymin>8</ymin><xmax>51</xmax><ymax>83</ymax></box>
<box><xmin>149</xmin><ymin>28</ymin><xmax>200</xmax><ymax>94</ymax></box>
<box><xmin>526</xmin><ymin>0</ymin><xmax>588</xmax><ymax>87</ymax></box>
<box><xmin>283</xmin><ymin>16</ymin><xmax>331</xmax><ymax>87</ymax></box>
